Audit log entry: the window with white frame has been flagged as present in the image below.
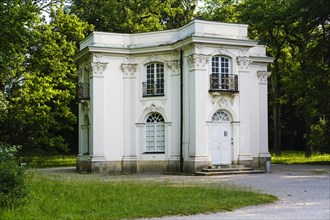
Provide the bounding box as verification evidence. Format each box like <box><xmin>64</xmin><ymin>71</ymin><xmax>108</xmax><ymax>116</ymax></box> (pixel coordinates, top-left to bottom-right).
<box><xmin>143</xmin><ymin>63</ymin><xmax>164</xmax><ymax>96</ymax></box>
<box><xmin>145</xmin><ymin>113</ymin><xmax>165</xmax><ymax>152</ymax></box>
<box><xmin>210</xmin><ymin>56</ymin><xmax>238</xmax><ymax>91</ymax></box>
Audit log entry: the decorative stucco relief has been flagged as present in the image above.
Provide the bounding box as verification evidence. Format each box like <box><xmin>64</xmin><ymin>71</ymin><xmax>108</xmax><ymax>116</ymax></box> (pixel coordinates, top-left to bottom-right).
<box><xmin>167</xmin><ymin>60</ymin><xmax>180</xmax><ymax>75</ymax></box>
<box><xmin>121</xmin><ymin>63</ymin><xmax>138</xmax><ymax>78</ymax></box>
<box><xmin>209</xmin><ymin>95</ymin><xmax>238</xmax><ymax>122</ymax></box>
<box><xmin>187</xmin><ymin>44</ymin><xmax>206</xmax><ymax>55</ymax></box>
<box><xmin>257</xmin><ymin>71</ymin><xmax>271</xmax><ymax>84</ymax></box>
<box><xmin>148</xmin><ymin>55</ymin><xmax>158</xmax><ymax>62</ymax></box>
<box><xmin>187</xmin><ymin>54</ymin><xmax>210</xmax><ymax>71</ymax></box>
<box><xmin>216</xmin><ymin>96</ymin><xmax>234</xmax><ymax>108</ymax></box>
<box><xmin>240</xmin><ymin>48</ymin><xmax>249</xmax><ymax>57</ymax></box>
<box><xmin>93</xmin><ymin>54</ymin><xmax>103</xmax><ymax>63</ymax></box>
<box><xmin>237</xmin><ymin>56</ymin><xmax>252</xmax><ymax>71</ymax></box>
<box><xmin>139</xmin><ymin>104</ymin><xmax>167</xmax><ymax>122</ymax></box>
<box><xmin>90</xmin><ymin>62</ymin><xmax>108</xmax><ymax>78</ymax></box>
<box><xmin>145</xmin><ymin>104</ymin><xmax>164</xmax><ymax>113</ymax></box>
<box><xmin>217</xmin><ymin>47</ymin><xmax>229</xmax><ymax>55</ymax></box>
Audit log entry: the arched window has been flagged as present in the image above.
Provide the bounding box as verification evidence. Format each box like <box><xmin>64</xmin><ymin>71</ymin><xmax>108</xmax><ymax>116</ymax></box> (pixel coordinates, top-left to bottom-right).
<box><xmin>145</xmin><ymin>113</ymin><xmax>165</xmax><ymax>152</ymax></box>
<box><xmin>210</xmin><ymin>56</ymin><xmax>238</xmax><ymax>91</ymax></box>
<box><xmin>143</xmin><ymin>63</ymin><xmax>164</xmax><ymax>96</ymax></box>
<box><xmin>212</xmin><ymin>111</ymin><xmax>230</xmax><ymax>122</ymax></box>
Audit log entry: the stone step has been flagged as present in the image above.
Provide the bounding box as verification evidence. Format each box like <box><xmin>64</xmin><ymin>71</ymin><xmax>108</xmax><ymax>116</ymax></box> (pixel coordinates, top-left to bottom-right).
<box><xmin>195</xmin><ymin>169</ymin><xmax>265</xmax><ymax>176</ymax></box>
<box><xmin>195</xmin><ymin>165</ymin><xmax>265</xmax><ymax>176</ymax></box>
<box><xmin>202</xmin><ymin>167</ymin><xmax>255</xmax><ymax>172</ymax></box>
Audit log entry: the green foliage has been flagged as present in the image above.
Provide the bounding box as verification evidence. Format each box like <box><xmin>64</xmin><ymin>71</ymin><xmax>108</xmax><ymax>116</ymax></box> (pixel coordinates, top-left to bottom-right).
<box><xmin>70</xmin><ymin>0</ymin><xmax>197</xmax><ymax>33</ymax></box>
<box><xmin>0</xmin><ymin>2</ymin><xmax>92</xmax><ymax>154</ymax></box>
<box><xmin>1</xmin><ymin>171</ymin><xmax>276</xmax><ymax>219</ymax></box>
<box><xmin>0</xmin><ymin>144</ymin><xmax>27</xmax><ymax>208</ymax></box>
<box><xmin>197</xmin><ymin>0</ymin><xmax>240</xmax><ymax>22</ymax></box>
<box><xmin>309</xmin><ymin>118</ymin><xmax>329</xmax><ymax>153</ymax></box>
<box><xmin>272</xmin><ymin>151</ymin><xmax>330</xmax><ymax>165</ymax></box>
<box><xmin>21</xmin><ymin>155</ymin><xmax>76</xmax><ymax>168</ymax></box>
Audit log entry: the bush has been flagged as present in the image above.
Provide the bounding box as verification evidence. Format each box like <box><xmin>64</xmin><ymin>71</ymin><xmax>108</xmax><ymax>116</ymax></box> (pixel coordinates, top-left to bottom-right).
<box><xmin>0</xmin><ymin>144</ymin><xmax>27</xmax><ymax>208</ymax></box>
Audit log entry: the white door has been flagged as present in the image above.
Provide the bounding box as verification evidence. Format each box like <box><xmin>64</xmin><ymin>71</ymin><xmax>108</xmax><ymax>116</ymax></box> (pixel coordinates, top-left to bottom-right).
<box><xmin>211</xmin><ymin>123</ymin><xmax>232</xmax><ymax>165</ymax></box>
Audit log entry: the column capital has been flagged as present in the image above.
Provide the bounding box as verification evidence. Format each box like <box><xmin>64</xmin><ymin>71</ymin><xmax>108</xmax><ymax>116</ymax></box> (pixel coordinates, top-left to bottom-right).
<box><xmin>121</xmin><ymin>63</ymin><xmax>138</xmax><ymax>78</ymax></box>
<box><xmin>90</xmin><ymin>62</ymin><xmax>108</xmax><ymax>78</ymax></box>
<box><xmin>187</xmin><ymin>54</ymin><xmax>210</xmax><ymax>71</ymax></box>
<box><xmin>237</xmin><ymin>56</ymin><xmax>252</xmax><ymax>71</ymax></box>
<box><xmin>257</xmin><ymin>71</ymin><xmax>271</xmax><ymax>84</ymax></box>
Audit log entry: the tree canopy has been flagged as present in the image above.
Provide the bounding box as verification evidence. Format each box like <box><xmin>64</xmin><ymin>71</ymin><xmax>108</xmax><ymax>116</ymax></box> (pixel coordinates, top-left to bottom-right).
<box><xmin>1</xmin><ymin>0</ymin><xmax>329</xmax><ymax>156</ymax></box>
<box><xmin>70</xmin><ymin>0</ymin><xmax>197</xmax><ymax>32</ymax></box>
<box><xmin>0</xmin><ymin>1</ymin><xmax>92</xmax><ymax>154</ymax></box>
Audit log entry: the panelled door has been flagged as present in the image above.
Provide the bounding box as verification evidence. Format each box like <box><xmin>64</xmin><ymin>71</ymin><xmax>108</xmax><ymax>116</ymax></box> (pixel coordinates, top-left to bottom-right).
<box><xmin>210</xmin><ymin>111</ymin><xmax>232</xmax><ymax>165</ymax></box>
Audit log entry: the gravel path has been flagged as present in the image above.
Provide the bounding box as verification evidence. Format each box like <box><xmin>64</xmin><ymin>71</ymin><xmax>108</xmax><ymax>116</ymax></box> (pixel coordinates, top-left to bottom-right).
<box><xmin>42</xmin><ymin>164</ymin><xmax>330</xmax><ymax>220</ymax></box>
<box><xmin>146</xmin><ymin>164</ymin><xmax>330</xmax><ymax>220</ymax></box>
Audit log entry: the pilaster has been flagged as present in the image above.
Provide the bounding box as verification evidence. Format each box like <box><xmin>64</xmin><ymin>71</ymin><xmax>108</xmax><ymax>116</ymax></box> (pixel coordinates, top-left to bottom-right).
<box><xmin>121</xmin><ymin>62</ymin><xmax>138</xmax><ymax>172</ymax></box>
<box><xmin>185</xmin><ymin>52</ymin><xmax>211</xmax><ymax>165</ymax></box>
<box><xmin>237</xmin><ymin>56</ymin><xmax>253</xmax><ymax>163</ymax></box>
<box><xmin>89</xmin><ymin>60</ymin><xmax>108</xmax><ymax>161</ymax></box>
<box><xmin>257</xmin><ymin>71</ymin><xmax>271</xmax><ymax>159</ymax></box>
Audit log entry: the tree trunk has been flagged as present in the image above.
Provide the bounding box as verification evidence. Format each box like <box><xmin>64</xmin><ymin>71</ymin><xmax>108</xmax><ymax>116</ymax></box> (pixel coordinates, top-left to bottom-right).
<box><xmin>272</xmin><ymin>56</ymin><xmax>282</xmax><ymax>156</ymax></box>
<box><xmin>304</xmin><ymin>116</ymin><xmax>312</xmax><ymax>158</ymax></box>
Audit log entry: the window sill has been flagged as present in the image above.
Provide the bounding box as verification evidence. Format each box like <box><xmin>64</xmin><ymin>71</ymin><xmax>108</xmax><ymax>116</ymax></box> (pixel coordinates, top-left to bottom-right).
<box><xmin>143</xmin><ymin>152</ymin><xmax>165</xmax><ymax>154</ymax></box>
<box><xmin>142</xmin><ymin>94</ymin><xmax>165</xmax><ymax>97</ymax></box>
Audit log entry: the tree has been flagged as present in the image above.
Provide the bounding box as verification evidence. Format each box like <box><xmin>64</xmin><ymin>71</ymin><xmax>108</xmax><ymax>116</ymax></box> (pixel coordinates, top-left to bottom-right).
<box><xmin>70</xmin><ymin>0</ymin><xmax>197</xmax><ymax>33</ymax></box>
<box><xmin>281</xmin><ymin>0</ymin><xmax>330</xmax><ymax>155</ymax></box>
<box><xmin>0</xmin><ymin>2</ymin><xmax>92</xmax><ymax>154</ymax></box>
<box><xmin>197</xmin><ymin>0</ymin><xmax>240</xmax><ymax>23</ymax></box>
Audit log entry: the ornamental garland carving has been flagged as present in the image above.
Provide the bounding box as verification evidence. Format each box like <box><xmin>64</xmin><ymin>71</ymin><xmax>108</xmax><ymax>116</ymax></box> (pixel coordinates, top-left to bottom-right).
<box><xmin>121</xmin><ymin>63</ymin><xmax>138</xmax><ymax>78</ymax></box>
<box><xmin>257</xmin><ymin>71</ymin><xmax>271</xmax><ymax>84</ymax></box>
<box><xmin>187</xmin><ymin>54</ymin><xmax>210</xmax><ymax>71</ymax></box>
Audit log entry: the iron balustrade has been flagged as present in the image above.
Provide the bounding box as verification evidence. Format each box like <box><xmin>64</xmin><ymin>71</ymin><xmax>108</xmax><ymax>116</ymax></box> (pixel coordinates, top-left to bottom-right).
<box><xmin>209</xmin><ymin>73</ymin><xmax>238</xmax><ymax>93</ymax></box>
<box><xmin>143</xmin><ymin>80</ymin><xmax>165</xmax><ymax>97</ymax></box>
<box><xmin>77</xmin><ymin>83</ymin><xmax>90</xmax><ymax>101</ymax></box>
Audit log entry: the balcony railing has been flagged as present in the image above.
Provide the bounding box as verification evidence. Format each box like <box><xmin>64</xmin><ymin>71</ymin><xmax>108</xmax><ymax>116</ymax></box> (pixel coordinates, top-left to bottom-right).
<box><xmin>143</xmin><ymin>80</ymin><xmax>164</xmax><ymax>97</ymax></box>
<box><xmin>209</xmin><ymin>73</ymin><xmax>238</xmax><ymax>93</ymax></box>
<box><xmin>77</xmin><ymin>83</ymin><xmax>90</xmax><ymax>101</ymax></box>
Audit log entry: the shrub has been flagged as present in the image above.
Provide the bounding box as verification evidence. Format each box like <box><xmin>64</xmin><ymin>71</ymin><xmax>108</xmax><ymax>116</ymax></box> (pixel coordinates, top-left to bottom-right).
<box><xmin>0</xmin><ymin>144</ymin><xmax>27</xmax><ymax>208</ymax></box>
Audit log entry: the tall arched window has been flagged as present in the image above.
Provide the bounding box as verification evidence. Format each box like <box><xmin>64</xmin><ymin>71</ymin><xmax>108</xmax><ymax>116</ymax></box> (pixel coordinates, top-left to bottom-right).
<box><xmin>210</xmin><ymin>56</ymin><xmax>238</xmax><ymax>92</ymax></box>
<box><xmin>145</xmin><ymin>113</ymin><xmax>165</xmax><ymax>152</ymax></box>
<box><xmin>143</xmin><ymin>63</ymin><xmax>164</xmax><ymax>96</ymax></box>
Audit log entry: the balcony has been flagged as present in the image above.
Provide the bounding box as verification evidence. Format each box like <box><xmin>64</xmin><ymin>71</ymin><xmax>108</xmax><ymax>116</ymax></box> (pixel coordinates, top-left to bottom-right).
<box><xmin>77</xmin><ymin>83</ymin><xmax>90</xmax><ymax>101</ymax></box>
<box><xmin>209</xmin><ymin>74</ymin><xmax>238</xmax><ymax>94</ymax></box>
<box><xmin>143</xmin><ymin>80</ymin><xmax>164</xmax><ymax>97</ymax></box>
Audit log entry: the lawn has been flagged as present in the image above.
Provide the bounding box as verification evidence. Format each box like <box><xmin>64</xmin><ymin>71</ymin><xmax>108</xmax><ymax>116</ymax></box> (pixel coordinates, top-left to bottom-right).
<box><xmin>1</xmin><ymin>171</ymin><xmax>277</xmax><ymax>220</ymax></box>
<box><xmin>21</xmin><ymin>155</ymin><xmax>76</xmax><ymax>168</ymax></box>
<box><xmin>271</xmin><ymin>151</ymin><xmax>330</xmax><ymax>165</ymax></box>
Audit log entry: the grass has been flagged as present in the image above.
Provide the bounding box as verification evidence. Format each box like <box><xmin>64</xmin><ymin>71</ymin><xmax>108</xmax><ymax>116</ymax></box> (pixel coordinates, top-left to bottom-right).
<box><xmin>20</xmin><ymin>155</ymin><xmax>76</xmax><ymax>168</ymax></box>
<box><xmin>1</xmin><ymin>171</ymin><xmax>277</xmax><ymax>220</ymax></box>
<box><xmin>272</xmin><ymin>151</ymin><xmax>330</xmax><ymax>165</ymax></box>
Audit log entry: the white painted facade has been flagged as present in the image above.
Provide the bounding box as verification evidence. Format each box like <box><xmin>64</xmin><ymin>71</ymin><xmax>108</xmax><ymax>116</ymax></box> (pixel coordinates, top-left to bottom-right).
<box><xmin>75</xmin><ymin>20</ymin><xmax>273</xmax><ymax>174</ymax></box>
